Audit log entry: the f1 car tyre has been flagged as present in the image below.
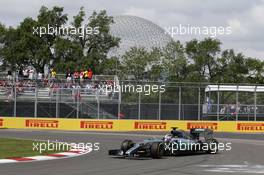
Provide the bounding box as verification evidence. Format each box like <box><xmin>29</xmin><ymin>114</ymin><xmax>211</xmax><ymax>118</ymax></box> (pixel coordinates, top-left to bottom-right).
<box><xmin>206</xmin><ymin>139</ymin><xmax>219</xmax><ymax>154</ymax></box>
<box><xmin>150</xmin><ymin>142</ymin><xmax>164</xmax><ymax>159</ymax></box>
<box><xmin>121</xmin><ymin>140</ymin><xmax>134</xmax><ymax>153</ymax></box>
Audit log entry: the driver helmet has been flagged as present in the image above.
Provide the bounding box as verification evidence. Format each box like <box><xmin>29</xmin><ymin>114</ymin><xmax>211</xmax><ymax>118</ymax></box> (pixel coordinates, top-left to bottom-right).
<box><xmin>164</xmin><ymin>134</ymin><xmax>172</xmax><ymax>142</ymax></box>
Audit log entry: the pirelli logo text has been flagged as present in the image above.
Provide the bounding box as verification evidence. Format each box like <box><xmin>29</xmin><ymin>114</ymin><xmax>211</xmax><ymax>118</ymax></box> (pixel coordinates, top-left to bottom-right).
<box><xmin>80</xmin><ymin>121</ymin><xmax>113</xmax><ymax>129</ymax></box>
<box><xmin>0</xmin><ymin>119</ymin><xmax>3</xmax><ymax>127</ymax></box>
<box><xmin>134</xmin><ymin>122</ymin><xmax>166</xmax><ymax>130</ymax></box>
<box><xmin>237</xmin><ymin>123</ymin><xmax>264</xmax><ymax>131</ymax></box>
<box><xmin>25</xmin><ymin>119</ymin><xmax>59</xmax><ymax>128</ymax></box>
<box><xmin>187</xmin><ymin>122</ymin><xmax>218</xmax><ymax>130</ymax></box>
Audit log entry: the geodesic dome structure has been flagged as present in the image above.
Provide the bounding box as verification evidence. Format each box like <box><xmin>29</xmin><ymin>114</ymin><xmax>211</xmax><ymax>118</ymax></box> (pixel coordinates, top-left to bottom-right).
<box><xmin>109</xmin><ymin>15</ymin><xmax>173</xmax><ymax>56</ymax></box>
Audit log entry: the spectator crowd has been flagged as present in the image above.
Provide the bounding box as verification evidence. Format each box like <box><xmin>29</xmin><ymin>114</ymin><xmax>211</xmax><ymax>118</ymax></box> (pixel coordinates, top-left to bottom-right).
<box><xmin>0</xmin><ymin>67</ymin><xmax>117</xmax><ymax>100</ymax></box>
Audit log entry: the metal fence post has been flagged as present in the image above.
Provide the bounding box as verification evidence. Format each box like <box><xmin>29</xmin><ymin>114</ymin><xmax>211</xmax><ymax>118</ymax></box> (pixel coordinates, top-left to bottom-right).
<box><xmin>254</xmin><ymin>86</ymin><xmax>257</xmax><ymax>121</ymax></box>
<box><xmin>158</xmin><ymin>90</ymin><xmax>161</xmax><ymax>120</ymax></box>
<box><xmin>217</xmin><ymin>85</ymin><xmax>220</xmax><ymax>121</ymax></box>
<box><xmin>97</xmin><ymin>95</ymin><xmax>100</xmax><ymax>119</ymax></box>
<box><xmin>76</xmin><ymin>89</ymin><xmax>79</xmax><ymax>119</ymax></box>
<box><xmin>118</xmin><ymin>86</ymin><xmax>121</xmax><ymax>120</ymax></box>
<box><xmin>138</xmin><ymin>92</ymin><xmax>141</xmax><ymax>120</ymax></box>
<box><xmin>198</xmin><ymin>87</ymin><xmax>201</xmax><ymax>120</ymax></box>
<box><xmin>178</xmin><ymin>86</ymin><xmax>181</xmax><ymax>120</ymax></box>
<box><xmin>13</xmin><ymin>77</ymin><xmax>16</xmax><ymax>117</ymax></box>
<box><xmin>55</xmin><ymin>89</ymin><xmax>59</xmax><ymax>118</ymax></box>
<box><xmin>236</xmin><ymin>85</ymin><xmax>239</xmax><ymax>121</ymax></box>
<box><xmin>34</xmin><ymin>86</ymin><xmax>38</xmax><ymax>118</ymax></box>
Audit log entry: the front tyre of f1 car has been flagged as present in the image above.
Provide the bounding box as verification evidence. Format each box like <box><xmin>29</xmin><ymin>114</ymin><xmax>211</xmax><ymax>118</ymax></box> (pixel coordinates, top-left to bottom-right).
<box><xmin>150</xmin><ymin>142</ymin><xmax>164</xmax><ymax>159</ymax></box>
<box><xmin>121</xmin><ymin>140</ymin><xmax>134</xmax><ymax>153</ymax></box>
<box><xmin>206</xmin><ymin>139</ymin><xmax>219</xmax><ymax>154</ymax></box>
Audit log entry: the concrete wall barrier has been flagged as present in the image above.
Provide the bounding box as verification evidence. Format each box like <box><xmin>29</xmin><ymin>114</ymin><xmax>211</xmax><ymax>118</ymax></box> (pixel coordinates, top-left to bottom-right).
<box><xmin>1</xmin><ymin>117</ymin><xmax>264</xmax><ymax>132</ymax></box>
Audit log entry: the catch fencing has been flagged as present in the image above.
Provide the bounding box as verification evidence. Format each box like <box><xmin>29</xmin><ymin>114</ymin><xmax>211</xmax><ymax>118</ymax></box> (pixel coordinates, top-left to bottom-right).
<box><xmin>0</xmin><ymin>78</ymin><xmax>264</xmax><ymax>121</ymax></box>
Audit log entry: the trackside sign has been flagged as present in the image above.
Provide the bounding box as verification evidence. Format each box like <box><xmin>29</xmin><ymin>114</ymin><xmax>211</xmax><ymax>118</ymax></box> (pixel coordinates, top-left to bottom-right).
<box><xmin>25</xmin><ymin>119</ymin><xmax>59</xmax><ymax>128</ymax></box>
<box><xmin>187</xmin><ymin>122</ymin><xmax>218</xmax><ymax>130</ymax></box>
<box><xmin>0</xmin><ymin>119</ymin><xmax>3</xmax><ymax>127</ymax></box>
<box><xmin>134</xmin><ymin>121</ymin><xmax>166</xmax><ymax>130</ymax></box>
<box><xmin>80</xmin><ymin>121</ymin><xmax>113</xmax><ymax>129</ymax></box>
<box><xmin>237</xmin><ymin>123</ymin><xmax>264</xmax><ymax>131</ymax></box>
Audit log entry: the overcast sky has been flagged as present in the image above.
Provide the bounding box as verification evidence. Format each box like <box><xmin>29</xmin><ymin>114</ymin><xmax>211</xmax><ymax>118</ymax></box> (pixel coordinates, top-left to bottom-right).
<box><xmin>0</xmin><ymin>0</ymin><xmax>263</xmax><ymax>59</ymax></box>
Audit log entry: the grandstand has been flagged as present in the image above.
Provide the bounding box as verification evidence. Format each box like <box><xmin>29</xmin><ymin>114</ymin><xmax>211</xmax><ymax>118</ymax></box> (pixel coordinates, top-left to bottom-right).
<box><xmin>0</xmin><ymin>75</ymin><xmax>120</xmax><ymax>119</ymax></box>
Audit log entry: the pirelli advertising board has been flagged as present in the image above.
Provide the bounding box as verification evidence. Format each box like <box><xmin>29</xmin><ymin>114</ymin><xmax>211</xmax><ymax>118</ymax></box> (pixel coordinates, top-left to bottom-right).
<box><xmin>80</xmin><ymin>121</ymin><xmax>114</xmax><ymax>130</ymax></box>
<box><xmin>0</xmin><ymin>117</ymin><xmax>264</xmax><ymax>133</ymax></box>
<box><xmin>187</xmin><ymin>122</ymin><xmax>218</xmax><ymax>130</ymax></box>
<box><xmin>237</xmin><ymin>123</ymin><xmax>264</xmax><ymax>132</ymax></box>
<box><xmin>0</xmin><ymin>118</ymin><xmax>3</xmax><ymax>127</ymax></box>
<box><xmin>25</xmin><ymin>119</ymin><xmax>59</xmax><ymax>129</ymax></box>
<box><xmin>134</xmin><ymin>122</ymin><xmax>167</xmax><ymax>130</ymax></box>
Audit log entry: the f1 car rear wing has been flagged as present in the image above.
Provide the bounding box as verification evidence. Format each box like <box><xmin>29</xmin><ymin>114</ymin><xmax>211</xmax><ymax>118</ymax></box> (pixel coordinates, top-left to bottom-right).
<box><xmin>190</xmin><ymin>128</ymin><xmax>214</xmax><ymax>140</ymax></box>
<box><xmin>190</xmin><ymin>128</ymin><xmax>213</xmax><ymax>134</ymax></box>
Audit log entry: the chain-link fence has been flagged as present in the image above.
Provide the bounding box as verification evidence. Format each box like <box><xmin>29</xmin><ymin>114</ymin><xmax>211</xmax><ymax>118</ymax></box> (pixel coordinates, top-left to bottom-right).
<box><xmin>0</xmin><ymin>78</ymin><xmax>263</xmax><ymax>121</ymax></box>
<box><xmin>121</xmin><ymin>82</ymin><xmax>264</xmax><ymax>121</ymax></box>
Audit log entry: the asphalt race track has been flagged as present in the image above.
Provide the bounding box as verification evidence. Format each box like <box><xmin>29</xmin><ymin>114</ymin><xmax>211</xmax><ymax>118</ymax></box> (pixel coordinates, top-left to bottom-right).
<box><xmin>0</xmin><ymin>129</ymin><xmax>264</xmax><ymax>175</ymax></box>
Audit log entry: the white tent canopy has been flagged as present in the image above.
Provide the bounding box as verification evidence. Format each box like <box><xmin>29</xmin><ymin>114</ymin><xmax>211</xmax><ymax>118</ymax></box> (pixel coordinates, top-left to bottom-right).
<box><xmin>205</xmin><ymin>85</ymin><xmax>264</xmax><ymax>93</ymax></box>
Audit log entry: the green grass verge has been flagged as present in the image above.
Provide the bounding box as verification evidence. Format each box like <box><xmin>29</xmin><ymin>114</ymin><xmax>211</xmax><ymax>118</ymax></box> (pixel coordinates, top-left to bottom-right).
<box><xmin>0</xmin><ymin>137</ymin><xmax>70</xmax><ymax>159</ymax></box>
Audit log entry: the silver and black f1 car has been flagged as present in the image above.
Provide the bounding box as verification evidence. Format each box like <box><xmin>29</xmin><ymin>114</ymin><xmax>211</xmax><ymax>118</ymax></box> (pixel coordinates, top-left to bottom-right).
<box><xmin>108</xmin><ymin>127</ymin><xmax>219</xmax><ymax>159</ymax></box>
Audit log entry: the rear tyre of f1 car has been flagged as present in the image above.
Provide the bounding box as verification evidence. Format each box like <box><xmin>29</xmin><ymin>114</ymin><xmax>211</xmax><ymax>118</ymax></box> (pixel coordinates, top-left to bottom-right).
<box><xmin>206</xmin><ymin>139</ymin><xmax>219</xmax><ymax>154</ymax></box>
<box><xmin>121</xmin><ymin>140</ymin><xmax>134</xmax><ymax>153</ymax></box>
<box><xmin>150</xmin><ymin>142</ymin><xmax>164</xmax><ymax>159</ymax></box>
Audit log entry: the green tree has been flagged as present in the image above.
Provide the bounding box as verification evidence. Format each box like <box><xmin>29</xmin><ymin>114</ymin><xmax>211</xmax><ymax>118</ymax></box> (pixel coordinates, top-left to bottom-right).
<box><xmin>99</xmin><ymin>56</ymin><xmax>120</xmax><ymax>75</ymax></box>
<box><xmin>17</xmin><ymin>17</ymin><xmax>49</xmax><ymax>73</ymax></box>
<box><xmin>67</xmin><ymin>7</ymin><xmax>120</xmax><ymax>73</ymax></box>
<box><xmin>121</xmin><ymin>47</ymin><xmax>155</xmax><ymax>80</ymax></box>
<box><xmin>0</xmin><ymin>26</ymin><xmax>28</xmax><ymax>71</ymax></box>
<box><xmin>0</xmin><ymin>6</ymin><xmax>120</xmax><ymax>74</ymax></box>
<box><xmin>144</xmin><ymin>48</ymin><xmax>163</xmax><ymax>81</ymax></box>
<box><xmin>2</xmin><ymin>6</ymin><xmax>69</xmax><ymax>73</ymax></box>
<box><xmin>0</xmin><ymin>23</ymin><xmax>6</xmax><ymax>70</ymax></box>
<box><xmin>186</xmin><ymin>38</ymin><xmax>221</xmax><ymax>81</ymax></box>
<box><xmin>214</xmin><ymin>49</ymin><xmax>248</xmax><ymax>83</ymax></box>
<box><xmin>162</xmin><ymin>41</ymin><xmax>189</xmax><ymax>82</ymax></box>
<box><xmin>35</xmin><ymin>6</ymin><xmax>68</xmax><ymax>72</ymax></box>
<box><xmin>0</xmin><ymin>23</ymin><xmax>5</xmax><ymax>40</ymax></box>
<box><xmin>245</xmin><ymin>58</ymin><xmax>264</xmax><ymax>84</ymax></box>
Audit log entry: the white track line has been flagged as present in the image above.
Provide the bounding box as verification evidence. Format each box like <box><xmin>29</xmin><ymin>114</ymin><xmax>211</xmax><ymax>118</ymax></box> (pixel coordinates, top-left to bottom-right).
<box><xmin>198</xmin><ymin>164</ymin><xmax>264</xmax><ymax>174</ymax></box>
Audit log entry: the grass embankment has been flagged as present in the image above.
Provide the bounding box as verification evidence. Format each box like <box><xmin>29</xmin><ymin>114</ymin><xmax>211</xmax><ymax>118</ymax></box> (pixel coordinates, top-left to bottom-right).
<box><xmin>0</xmin><ymin>138</ymin><xmax>70</xmax><ymax>159</ymax></box>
